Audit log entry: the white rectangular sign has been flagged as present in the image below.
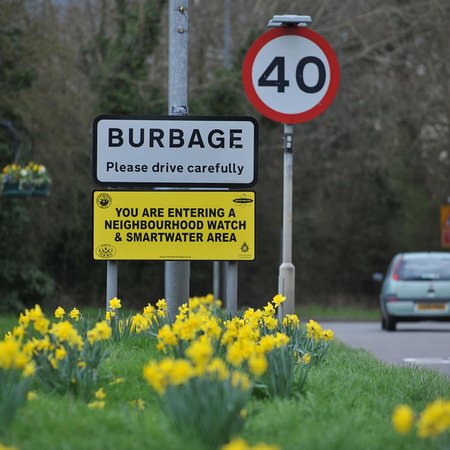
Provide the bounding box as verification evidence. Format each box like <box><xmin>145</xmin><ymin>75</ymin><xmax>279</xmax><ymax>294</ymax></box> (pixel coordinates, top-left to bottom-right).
<box><xmin>93</xmin><ymin>115</ymin><xmax>258</xmax><ymax>187</ymax></box>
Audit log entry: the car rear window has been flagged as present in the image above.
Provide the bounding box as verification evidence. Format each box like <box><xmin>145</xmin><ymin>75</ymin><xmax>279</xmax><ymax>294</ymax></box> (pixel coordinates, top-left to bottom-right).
<box><xmin>396</xmin><ymin>258</ymin><xmax>450</xmax><ymax>281</ymax></box>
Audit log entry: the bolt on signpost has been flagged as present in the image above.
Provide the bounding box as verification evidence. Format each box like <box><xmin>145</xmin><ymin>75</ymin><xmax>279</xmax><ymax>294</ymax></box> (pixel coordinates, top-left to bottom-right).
<box><xmin>242</xmin><ymin>15</ymin><xmax>339</xmax><ymax>317</ymax></box>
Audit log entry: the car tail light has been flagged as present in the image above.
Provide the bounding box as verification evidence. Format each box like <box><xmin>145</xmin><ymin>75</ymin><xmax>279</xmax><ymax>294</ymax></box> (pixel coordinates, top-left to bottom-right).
<box><xmin>392</xmin><ymin>257</ymin><xmax>403</xmax><ymax>280</ymax></box>
<box><xmin>385</xmin><ymin>295</ymin><xmax>398</xmax><ymax>302</ymax></box>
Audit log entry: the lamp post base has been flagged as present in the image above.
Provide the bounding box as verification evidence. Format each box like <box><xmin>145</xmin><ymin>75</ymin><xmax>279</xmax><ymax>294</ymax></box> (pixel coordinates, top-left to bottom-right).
<box><xmin>278</xmin><ymin>262</ymin><xmax>295</xmax><ymax>318</ymax></box>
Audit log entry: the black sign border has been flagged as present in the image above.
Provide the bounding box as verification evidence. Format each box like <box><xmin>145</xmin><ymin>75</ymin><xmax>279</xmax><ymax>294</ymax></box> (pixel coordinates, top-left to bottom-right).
<box><xmin>92</xmin><ymin>115</ymin><xmax>259</xmax><ymax>188</ymax></box>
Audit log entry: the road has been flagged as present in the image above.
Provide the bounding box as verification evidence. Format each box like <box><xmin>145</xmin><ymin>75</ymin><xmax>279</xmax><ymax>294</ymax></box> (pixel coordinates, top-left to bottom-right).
<box><xmin>320</xmin><ymin>321</ymin><xmax>450</xmax><ymax>376</ymax></box>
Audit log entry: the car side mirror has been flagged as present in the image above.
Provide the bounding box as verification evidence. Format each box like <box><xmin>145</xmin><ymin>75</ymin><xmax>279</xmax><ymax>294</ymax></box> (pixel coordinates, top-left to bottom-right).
<box><xmin>372</xmin><ymin>272</ymin><xmax>384</xmax><ymax>283</ymax></box>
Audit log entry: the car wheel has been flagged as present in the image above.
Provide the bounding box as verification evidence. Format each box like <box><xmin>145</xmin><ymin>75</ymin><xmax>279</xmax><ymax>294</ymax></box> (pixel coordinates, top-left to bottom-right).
<box><xmin>381</xmin><ymin>317</ymin><xmax>386</xmax><ymax>330</ymax></box>
<box><xmin>385</xmin><ymin>315</ymin><xmax>396</xmax><ymax>332</ymax></box>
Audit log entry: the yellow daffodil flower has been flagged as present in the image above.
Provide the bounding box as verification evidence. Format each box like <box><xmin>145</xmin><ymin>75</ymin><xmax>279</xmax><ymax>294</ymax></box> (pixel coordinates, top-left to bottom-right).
<box><xmin>108</xmin><ymin>297</ymin><xmax>122</xmax><ymax>310</ymax></box>
<box><xmin>95</xmin><ymin>387</ymin><xmax>106</xmax><ymax>400</ymax></box>
<box><xmin>392</xmin><ymin>404</ymin><xmax>414</xmax><ymax>434</ymax></box>
<box><xmin>69</xmin><ymin>308</ymin><xmax>81</xmax><ymax>321</ymax></box>
<box><xmin>272</xmin><ymin>294</ymin><xmax>286</xmax><ymax>307</ymax></box>
<box><xmin>87</xmin><ymin>400</ymin><xmax>105</xmax><ymax>409</ymax></box>
<box><xmin>54</xmin><ymin>306</ymin><xmax>66</xmax><ymax>319</ymax></box>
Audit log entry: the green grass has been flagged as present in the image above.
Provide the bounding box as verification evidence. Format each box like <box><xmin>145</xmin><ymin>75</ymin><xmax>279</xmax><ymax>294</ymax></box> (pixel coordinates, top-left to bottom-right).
<box><xmin>298</xmin><ymin>304</ymin><xmax>380</xmax><ymax>321</ymax></box>
<box><xmin>1</xmin><ymin>310</ymin><xmax>450</xmax><ymax>450</ymax></box>
<box><xmin>244</xmin><ymin>343</ymin><xmax>450</xmax><ymax>450</ymax></box>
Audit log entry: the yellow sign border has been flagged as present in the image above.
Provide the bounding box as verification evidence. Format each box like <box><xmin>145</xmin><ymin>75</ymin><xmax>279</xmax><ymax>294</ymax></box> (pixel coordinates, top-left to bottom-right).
<box><xmin>92</xmin><ymin>190</ymin><xmax>255</xmax><ymax>261</ymax></box>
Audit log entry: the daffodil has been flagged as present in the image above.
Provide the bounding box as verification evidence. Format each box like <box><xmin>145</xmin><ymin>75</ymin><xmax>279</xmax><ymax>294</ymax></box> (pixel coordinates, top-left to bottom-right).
<box><xmin>301</xmin><ymin>353</ymin><xmax>311</xmax><ymax>365</ymax></box>
<box><xmin>248</xmin><ymin>354</ymin><xmax>268</xmax><ymax>377</ymax></box>
<box><xmin>226</xmin><ymin>342</ymin><xmax>246</xmax><ymax>367</ymax></box>
<box><xmin>69</xmin><ymin>308</ymin><xmax>81</xmax><ymax>321</ymax></box>
<box><xmin>95</xmin><ymin>387</ymin><xmax>106</xmax><ymax>400</ymax></box>
<box><xmin>221</xmin><ymin>438</ymin><xmax>250</xmax><ymax>450</ymax></box>
<box><xmin>231</xmin><ymin>371</ymin><xmax>251</xmax><ymax>391</ymax></box>
<box><xmin>87</xmin><ymin>400</ymin><xmax>105</xmax><ymax>409</ymax></box>
<box><xmin>54</xmin><ymin>306</ymin><xmax>66</xmax><ymax>319</ymax></box>
<box><xmin>143</xmin><ymin>361</ymin><xmax>167</xmax><ymax>394</ymax></box>
<box><xmin>156</xmin><ymin>298</ymin><xmax>167</xmax><ymax>309</ymax></box>
<box><xmin>392</xmin><ymin>404</ymin><xmax>414</xmax><ymax>434</ymax></box>
<box><xmin>206</xmin><ymin>358</ymin><xmax>230</xmax><ymax>381</ymax></box>
<box><xmin>55</xmin><ymin>346</ymin><xmax>67</xmax><ymax>360</ymax></box>
<box><xmin>306</xmin><ymin>319</ymin><xmax>323</xmax><ymax>340</ymax></box>
<box><xmin>12</xmin><ymin>326</ymin><xmax>25</xmax><ymax>340</ymax></box>
<box><xmin>263</xmin><ymin>302</ymin><xmax>275</xmax><ymax>317</ymax></box>
<box><xmin>168</xmin><ymin>360</ymin><xmax>195</xmax><ymax>385</ymax></box>
<box><xmin>130</xmin><ymin>313</ymin><xmax>149</xmax><ymax>334</ymax></box>
<box><xmin>143</xmin><ymin>303</ymin><xmax>155</xmax><ymax>319</ymax></box>
<box><xmin>22</xmin><ymin>362</ymin><xmax>36</xmax><ymax>377</ymax></box>
<box><xmin>273</xmin><ymin>332</ymin><xmax>290</xmax><ymax>348</ymax></box>
<box><xmin>50</xmin><ymin>321</ymin><xmax>83</xmax><ymax>349</ymax></box>
<box><xmin>87</xmin><ymin>321</ymin><xmax>112</xmax><ymax>344</ymax></box>
<box><xmin>33</xmin><ymin>317</ymin><xmax>50</xmax><ymax>335</ymax></box>
<box><xmin>263</xmin><ymin>316</ymin><xmax>278</xmax><ymax>330</ymax></box>
<box><xmin>108</xmin><ymin>297</ymin><xmax>122</xmax><ymax>310</ymax></box>
<box><xmin>157</xmin><ymin>324</ymin><xmax>178</xmax><ymax>350</ymax></box>
<box><xmin>282</xmin><ymin>314</ymin><xmax>300</xmax><ymax>326</ymax></box>
<box><xmin>321</xmin><ymin>329</ymin><xmax>334</xmax><ymax>341</ymax></box>
<box><xmin>417</xmin><ymin>399</ymin><xmax>450</xmax><ymax>438</ymax></box>
<box><xmin>272</xmin><ymin>294</ymin><xmax>286</xmax><ymax>307</ymax></box>
<box><xmin>186</xmin><ymin>337</ymin><xmax>213</xmax><ymax>369</ymax></box>
<box><xmin>27</xmin><ymin>391</ymin><xmax>38</xmax><ymax>401</ymax></box>
<box><xmin>258</xmin><ymin>335</ymin><xmax>276</xmax><ymax>353</ymax></box>
<box><xmin>0</xmin><ymin>442</ymin><xmax>20</xmax><ymax>450</ymax></box>
<box><xmin>29</xmin><ymin>305</ymin><xmax>44</xmax><ymax>321</ymax></box>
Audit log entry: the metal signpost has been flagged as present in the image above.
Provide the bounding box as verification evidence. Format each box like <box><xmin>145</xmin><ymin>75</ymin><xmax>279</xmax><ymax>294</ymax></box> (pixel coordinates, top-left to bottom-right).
<box><xmin>166</xmin><ymin>0</ymin><xmax>190</xmax><ymax>320</ymax></box>
<box><xmin>242</xmin><ymin>15</ymin><xmax>339</xmax><ymax>317</ymax></box>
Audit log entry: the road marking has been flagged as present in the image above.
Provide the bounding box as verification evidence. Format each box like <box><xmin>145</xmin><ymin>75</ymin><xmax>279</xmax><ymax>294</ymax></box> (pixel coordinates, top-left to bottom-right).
<box><xmin>403</xmin><ymin>357</ymin><xmax>450</xmax><ymax>365</ymax></box>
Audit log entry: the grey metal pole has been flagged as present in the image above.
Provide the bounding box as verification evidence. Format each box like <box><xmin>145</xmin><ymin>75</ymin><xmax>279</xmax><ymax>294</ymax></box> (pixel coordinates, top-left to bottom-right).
<box><xmin>224</xmin><ymin>0</ymin><xmax>231</xmax><ymax>69</ymax></box>
<box><xmin>225</xmin><ymin>261</ymin><xmax>238</xmax><ymax>316</ymax></box>
<box><xmin>165</xmin><ymin>0</ymin><xmax>190</xmax><ymax>322</ymax></box>
<box><xmin>106</xmin><ymin>261</ymin><xmax>118</xmax><ymax>309</ymax></box>
<box><xmin>213</xmin><ymin>0</ymin><xmax>232</xmax><ymax>307</ymax></box>
<box><xmin>278</xmin><ymin>124</ymin><xmax>295</xmax><ymax>317</ymax></box>
<box><xmin>221</xmin><ymin>259</ymin><xmax>228</xmax><ymax>305</ymax></box>
<box><xmin>213</xmin><ymin>261</ymin><xmax>221</xmax><ymax>301</ymax></box>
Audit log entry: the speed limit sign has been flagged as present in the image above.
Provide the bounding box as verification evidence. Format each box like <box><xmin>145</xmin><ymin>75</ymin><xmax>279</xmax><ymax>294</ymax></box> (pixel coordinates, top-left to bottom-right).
<box><xmin>242</xmin><ymin>27</ymin><xmax>339</xmax><ymax>123</ymax></box>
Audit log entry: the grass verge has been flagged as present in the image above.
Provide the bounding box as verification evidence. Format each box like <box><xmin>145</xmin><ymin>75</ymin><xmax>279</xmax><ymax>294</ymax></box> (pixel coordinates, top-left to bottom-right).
<box><xmin>1</xmin><ymin>312</ymin><xmax>449</xmax><ymax>450</ymax></box>
<box><xmin>299</xmin><ymin>304</ymin><xmax>380</xmax><ymax>321</ymax></box>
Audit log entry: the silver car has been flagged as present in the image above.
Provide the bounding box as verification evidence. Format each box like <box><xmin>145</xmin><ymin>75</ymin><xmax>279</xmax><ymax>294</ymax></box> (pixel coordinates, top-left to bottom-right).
<box><xmin>374</xmin><ymin>252</ymin><xmax>450</xmax><ymax>331</ymax></box>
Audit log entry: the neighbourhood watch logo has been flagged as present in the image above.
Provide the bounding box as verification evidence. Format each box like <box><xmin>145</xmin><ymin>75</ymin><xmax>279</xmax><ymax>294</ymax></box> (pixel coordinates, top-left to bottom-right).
<box><xmin>96</xmin><ymin>193</ymin><xmax>112</xmax><ymax>208</ymax></box>
<box><xmin>96</xmin><ymin>244</ymin><xmax>116</xmax><ymax>258</ymax></box>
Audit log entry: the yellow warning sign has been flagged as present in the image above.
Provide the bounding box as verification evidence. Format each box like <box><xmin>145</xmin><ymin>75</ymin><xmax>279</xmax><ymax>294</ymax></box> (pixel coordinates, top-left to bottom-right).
<box><xmin>93</xmin><ymin>191</ymin><xmax>255</xmax><ymax>261</ymax></box>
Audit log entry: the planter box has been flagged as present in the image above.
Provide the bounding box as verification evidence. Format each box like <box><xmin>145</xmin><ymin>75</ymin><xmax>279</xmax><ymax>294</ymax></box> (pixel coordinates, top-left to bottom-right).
<box><xmin>1</xmin><ymin>182</ymin><xmax>50</xmax><ymax>197</ymax></box>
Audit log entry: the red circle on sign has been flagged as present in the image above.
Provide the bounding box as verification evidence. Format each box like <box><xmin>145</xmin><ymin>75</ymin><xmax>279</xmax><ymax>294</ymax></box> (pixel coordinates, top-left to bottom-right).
<box><xmin>242</xmin><ymin>27</ymin><xmax>340</xmax><ymax>124</ymax></box>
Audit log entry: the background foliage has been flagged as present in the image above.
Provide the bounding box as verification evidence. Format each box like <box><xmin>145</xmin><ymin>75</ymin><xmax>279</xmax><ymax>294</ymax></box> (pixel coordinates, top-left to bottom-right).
<box><xmin>0</xmin><ymin>0</ymin><xmax>449</xmax><ymax>311</ymax></box>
